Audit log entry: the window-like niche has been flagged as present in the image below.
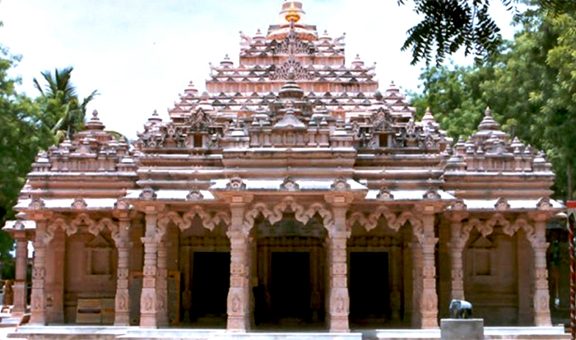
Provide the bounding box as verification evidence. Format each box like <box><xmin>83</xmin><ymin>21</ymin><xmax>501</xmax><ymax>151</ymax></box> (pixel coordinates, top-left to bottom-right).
<box><xmin>193</xmin><ymin>134</ymin><xmax>203</xmax><ymax>148</ymax></box>
<box><xmin>85</xmin><ymin>234</ymin><xmax>113</xmax><ymax>276</ymax></box>
<box><xmin>470</xmin><ymin>236</ymin><xmax>493</xmax><ymax>277</ymax></box>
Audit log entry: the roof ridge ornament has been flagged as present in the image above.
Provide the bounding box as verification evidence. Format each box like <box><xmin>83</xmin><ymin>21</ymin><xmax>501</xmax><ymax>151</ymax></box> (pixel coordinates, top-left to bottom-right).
<box><xmin>281</xmin><ymin>1</ymin><xmax>304</xmax><ymax>23</ymax></box>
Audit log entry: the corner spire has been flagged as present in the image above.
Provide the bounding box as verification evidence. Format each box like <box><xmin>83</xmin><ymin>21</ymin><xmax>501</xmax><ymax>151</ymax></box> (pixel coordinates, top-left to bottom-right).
<box><xmin>477</xmin><ymin>106</ymin><xmax>501</xmax><ymax>131</ymax></box>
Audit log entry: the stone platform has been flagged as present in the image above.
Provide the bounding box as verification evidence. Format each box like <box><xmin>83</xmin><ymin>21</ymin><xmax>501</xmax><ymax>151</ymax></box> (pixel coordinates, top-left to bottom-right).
<box><xmin>7</xmin><ymin>326</ymin><xmax>569</xmax><ymax>340</ymax></box>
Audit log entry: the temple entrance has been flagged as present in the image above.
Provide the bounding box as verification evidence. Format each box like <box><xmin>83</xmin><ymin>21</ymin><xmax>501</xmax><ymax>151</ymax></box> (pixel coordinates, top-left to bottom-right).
<box><xmin>349</xmin><ymin>252</ymin><xmax>390</xmax><ymax>325</ymax></box>
<box><xmin>189</xmin><ymin>252</ymin><xmax>230</xmax><ymax>325</ymax></box>
<box><xmin>270</xmin><ymin>251</ymin><xmax>311</xmax><ymax>323</ymax></box>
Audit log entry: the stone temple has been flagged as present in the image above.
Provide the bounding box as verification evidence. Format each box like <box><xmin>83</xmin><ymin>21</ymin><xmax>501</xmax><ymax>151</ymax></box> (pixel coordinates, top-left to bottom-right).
<box><xmin>3</xmin><ymin>0</ymin><xmax>563</xmax><ymax>334</ymax></box>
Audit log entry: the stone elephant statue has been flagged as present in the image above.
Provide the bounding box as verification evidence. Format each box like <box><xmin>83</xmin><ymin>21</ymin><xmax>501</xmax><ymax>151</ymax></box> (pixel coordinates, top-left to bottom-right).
<box><xmin>449</xmin><ymin>299</ymin><xmax>472</xmax><ymax>319</ymax></box>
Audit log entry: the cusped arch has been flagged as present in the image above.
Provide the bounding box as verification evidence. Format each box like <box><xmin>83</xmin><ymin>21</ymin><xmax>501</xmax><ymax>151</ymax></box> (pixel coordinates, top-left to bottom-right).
<box><xmin>243</xmin><ymin>199</ymin><xmax>333</xmax><ymax>236</ymax></box>
<box><xmin>70</xmin><ymin>213</ymin><xmax>97</xmax><ymax>236</ymax></box>
<box><xmin>182</xmin><ymin>206</ymin><xmax>230</xmax><ymax>232</ymax></box>
<box><xmin>305</xmin><ymin>202</ymin><xmax>333</xmax><ymax>233</ymax></box>
<box><xmin>96</xmin><ymin>217</ymin><xmax>119</xmax><ymax>238</ymax></box>
<box><xmin>485</xmin><ymin>213</ymin><xmax>510</xmax><ymax>233</ymax></box>
<box><xmin>269</xmin><ymin>197</ymin><xmax>307</xmax><ymax>225</ymax></box>
<box><xmin>42</xmin><ymin>217</ymin><xmax>69</xmax><ymax>245</ymax></box>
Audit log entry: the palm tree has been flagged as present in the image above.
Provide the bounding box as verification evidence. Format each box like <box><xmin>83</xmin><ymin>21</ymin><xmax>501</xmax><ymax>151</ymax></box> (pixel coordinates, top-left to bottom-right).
<box><xmin>33</xmin><ymin>67</ymin><xmax>98</xmax><ymax>140</ymax></box>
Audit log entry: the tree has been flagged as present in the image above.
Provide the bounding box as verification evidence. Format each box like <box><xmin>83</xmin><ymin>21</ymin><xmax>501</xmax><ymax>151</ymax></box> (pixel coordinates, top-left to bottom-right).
<box><xmin>409</xmin><ymin>63</ymin><xmax>494</xmax><ymax>138</ymax></box>
<box><xmin>33</xmin><ymin>67</ymin><xmax>98</xmax><ymax>141</ymax></box>
<box><xmin>0</xmin><ymin>46</ymin><xmax>54</xmax><ymax>278</ymax></box>
<box><xmin>410</xmin><ymin>3</ymin><xmax>576</xmax><ymax>199</ymax></box>
<box><xmin>398</xmin><ymin>0</ymin><xmax>576</xmax><ymax>65</ymax></box>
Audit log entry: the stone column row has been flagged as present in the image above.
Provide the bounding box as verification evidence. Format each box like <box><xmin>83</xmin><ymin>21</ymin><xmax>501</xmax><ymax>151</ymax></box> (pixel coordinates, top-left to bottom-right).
<box><xmin>447</xmin><ymin>215</ymin><xmax>552</xmax><ymax>327</ymax></box>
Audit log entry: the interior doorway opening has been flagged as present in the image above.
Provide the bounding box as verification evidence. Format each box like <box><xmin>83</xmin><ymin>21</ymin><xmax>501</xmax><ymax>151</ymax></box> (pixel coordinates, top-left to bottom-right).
<box><xmin>270</xmin><ymin>251</ymin><xmax>311</xmax><ymax>322</ymax></box>
<box><xmin>188</xmin><ymin>252</ymin><xmax>230</xmax><ymax>326</ymax></box>
<box><xmin>349</xmin><ymin>252</ymin><xmax>390</xmax><ymax>326</ymax></box>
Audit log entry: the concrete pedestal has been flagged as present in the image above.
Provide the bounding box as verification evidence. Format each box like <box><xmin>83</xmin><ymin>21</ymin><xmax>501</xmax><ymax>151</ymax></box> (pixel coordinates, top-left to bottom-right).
<box><xmin>440</xmin><ymin>318</ymin><xmax>484</xmax><ymax>340</ymax></box>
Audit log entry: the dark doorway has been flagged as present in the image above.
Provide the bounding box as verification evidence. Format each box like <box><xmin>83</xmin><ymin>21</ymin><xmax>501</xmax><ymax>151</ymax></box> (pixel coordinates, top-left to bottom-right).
<box><xmin>270</xmin><ymin>252</ymin><xmax>311</xmax><ymax>321</ymax></box>
<box><xmin>349</xmin><ymin>252</ymin><xmax>390</xmax><ymax>324</ymax></box>
<box><xmin>190</xmin><ymin>252</ymin><xmax>230</xmax><ymax>322</ymax></box>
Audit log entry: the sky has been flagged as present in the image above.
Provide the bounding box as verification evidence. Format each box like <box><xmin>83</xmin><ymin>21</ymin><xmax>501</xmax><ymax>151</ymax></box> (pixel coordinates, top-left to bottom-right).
<box><xmin>0</xmin><ymin>0</ymin><xmax>515</xmax><ymax>139</ymax></box>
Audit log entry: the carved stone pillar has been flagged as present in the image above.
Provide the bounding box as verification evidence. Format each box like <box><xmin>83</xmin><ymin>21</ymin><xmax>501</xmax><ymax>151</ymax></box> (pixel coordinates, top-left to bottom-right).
<box><xmin>30</xmin><ymin>221</ymin><xmax>48</xmax><ymax>325</ymax></box>
<box><xmin>530</xmin><ymin>218</ymin><xmax>552</xmax><ymax>326</ymax></box>
<box><xmin>227</xmin><ymin>203</ymin><xmax>251</xmax><ymax>332</ymax></box>
<box><xmin>449</xmin><ymin>220</ymin><xmax>466</xmax><ymax>301</ymax></box>
<box><xmin>140</xmin><ymin>211</ymin><xmax>159</xmax><ymax>328</ymax></box>
<box><xmin>326</xmin><ymin>204</ymin><xmax>349</xmax><ymax>332</ymax></box>
<box><xmin>114</xmin><ymin>217</ymin><xmax>131</xmax><ymax>326</ymax></box>
<box><xmin>156</xmin><ymin>239</ymin><xmax>169</xmax><ymax>326</ymax></box>
<box><xmin>50</xmin><ymin>229</ymin><xmax>65</xmax><ymax>323</ymax></box>
<box><xmin>13</xmin><ymin>235</ymin><xmax>28</xmax><ymax>315</ymax></box>
<box><xmin>418</xmin><ymin>212</ymin><xmax>438</xmax><ymax>328</ymax></box>
<box><xmin>390</xmin><ymin>244</ymin><xmax>402</xmax><ymax>321</ymax></box>
<box><xmin>411</xmin><ymin>240</ymin><xmax>422</xmax><ymax>328</ymax></box>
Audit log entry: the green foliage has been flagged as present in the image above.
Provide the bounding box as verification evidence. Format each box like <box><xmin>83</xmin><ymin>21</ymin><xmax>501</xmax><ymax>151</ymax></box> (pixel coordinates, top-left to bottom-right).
<box><xmin>410</xmin><ymin>64</ymin><xmax>492</xmax><ymax>139</ymax></box>
<box><xmin>398</xmin><ymin>0</ymin><xmax>576</xmax><ymax>65</ymax></box>
<box><xmin>398</xmin><ymin>0</ymin><xmax>513</xmax><ymax>65</ymax></box>
<box><xmin>411</xmin><ymin>4</ymin><xmax>576</xmax><ymax>199</ymax></box>
<box><xmin>34</xmin><ymin>67</ymin><xmax>98</xmax><ymax>141</ymax></box>
<box><xmin>0</xmin><ymin>46</ymin><xmax>54</xmax><ymax>275</ymax></box>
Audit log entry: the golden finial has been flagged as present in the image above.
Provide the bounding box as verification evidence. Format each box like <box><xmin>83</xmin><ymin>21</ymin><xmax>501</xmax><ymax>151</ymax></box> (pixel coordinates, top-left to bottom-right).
<box><xmin>281</xmin><ymin>1</ymin><xmax>304</xmax><ymax>23</ymax></box>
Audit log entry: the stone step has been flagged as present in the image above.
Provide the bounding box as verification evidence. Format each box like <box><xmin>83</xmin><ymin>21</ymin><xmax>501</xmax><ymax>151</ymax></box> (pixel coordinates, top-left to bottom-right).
<box><xmin>118</xmin><ymin>330</ymin><xmax>363</xmax><ymax>340</ymax></box>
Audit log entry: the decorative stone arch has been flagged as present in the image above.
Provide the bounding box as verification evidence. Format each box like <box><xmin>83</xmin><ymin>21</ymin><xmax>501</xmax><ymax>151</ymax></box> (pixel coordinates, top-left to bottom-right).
<box><xmin>243</xmin><ymin>198</ymin><xmax>333</xmax><ymax>235</ymax></box>
<box><xmin>346</xmin><ymin>208</ymin><xmax>425</xmax><ymax>241</ymax></box>
<box><xmin>46</xmin><ymin>217</ymin><xmax>69</xmax><ymax>242</ymax></box>
<box><xmin>269</xmin><ymin>196</ymin><xmax>307</xmax><ymax>225</ymax></box>
<box><xmin>157</xmin><ymin>211</ymin><xmax>184</xmax><ymax>239</ymax></box>
<box><xmin>347</xmin><ymin>206</ymin><xmax>397</xmax><ymax>232</ymax></box>
<box><xmin>394</xmin><ymin>211</ymin><xmax>424</xmax><ymax>241</ymax></box>
<box><xmin>96</xmin><ymin>217</ymin><xmax>119</xmax><ymax>240</ymax></box>
<box><xmin>70</xmin><ymin>213</ymin><xmax>97</xmax><ymax>236</ymax></box>
<box><xmin>158</xmin><ymin>207</ymin><xmax>231</xmax><ymax>236</ymax></box>
<box><xmin>182</xmin><ymin>206</ymin><xmax>230</xmax><ymax>232</ymax></box>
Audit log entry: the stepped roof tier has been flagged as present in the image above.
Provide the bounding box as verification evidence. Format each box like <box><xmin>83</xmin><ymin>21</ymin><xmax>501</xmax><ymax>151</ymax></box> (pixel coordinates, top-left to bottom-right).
<box><xmin>9</xmin><ymin>0</ymin><xmax>560</xmax><ymax>218</ymax></box>
<box><xmin>3</xmin><ymin>1</ymin><xmax>563</xmax><ymax>332</ymax></box>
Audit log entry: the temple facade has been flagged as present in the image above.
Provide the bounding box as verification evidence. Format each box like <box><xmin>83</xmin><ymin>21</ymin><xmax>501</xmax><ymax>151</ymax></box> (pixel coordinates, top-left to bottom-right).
<box><xmin>4</xmin><ymin>1</ymin><xmax>563</xmax><ymax>332</ymax></box>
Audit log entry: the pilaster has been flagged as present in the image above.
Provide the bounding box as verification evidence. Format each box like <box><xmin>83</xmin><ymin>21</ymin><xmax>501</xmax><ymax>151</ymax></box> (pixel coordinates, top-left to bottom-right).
<box><xmin>140</xmin><ymin>210</ymin><xmax>159</xmax><ymax>328</ymax></box>
<box><xmin>390</xmin><ymin>244</ymin><xmax>402</xmax><ymax>321</ymax></box>
<box><xmin>30</xmin><ymin>221</ymin><xmax>49</xmax><ymax>325</ymax></box>
<box><xmin>326</xmin><ymin>201</ymin><xmax>350</xmax><ymax>333</ymax></box>
<box><xmin>227</xmin><ymin>201</ymin><xmax>251</xmax><ymax>332</ymax></box>
<box><xmin>12</xmin><ymin>236</ymin><xmax>28</xmax><ymax>315</ymax></box>
<box><xmin>114</xmin><ymin>217</ymin><xmax>131</xmax><ymax>326</ymax></box>
<box><xmin>530</xmin><ymin>217</ymin><xmax>552</xmax><ymax>326</ymax></box>
<box><xmin>448</xmin><ymin>217</ymin><xmax>467</xmax><ymax>301</ymax></box>
<box><xmin>417</xmin><ymin>211</ymin><xmax>439</xmax><ymax>329</ymax></box>
<box><xmin>156</xmin><ymin>239</ymin><xmax>169</xmax><ymax>326</ymax></box>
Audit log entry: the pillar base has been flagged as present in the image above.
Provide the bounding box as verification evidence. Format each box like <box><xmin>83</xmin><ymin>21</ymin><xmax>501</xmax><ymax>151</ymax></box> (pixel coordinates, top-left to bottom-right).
<box><xmin>328</xmin><ymin>316</ymin><xmax>350</xmax><ymax>332</ymax></box>
<box><xmin>12</xmin><ymin>281</ymin><xmax>27</xmax><ymax>315</ymax></box>
<box><xmin>227</xmin><ymin>316</ymin><xmax>249</xmax><ymax>332</ymax></box>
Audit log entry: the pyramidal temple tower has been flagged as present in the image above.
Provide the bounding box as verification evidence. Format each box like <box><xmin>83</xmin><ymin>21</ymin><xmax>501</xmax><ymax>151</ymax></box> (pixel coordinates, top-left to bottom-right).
<box><xmin>4</xmin><ymin>1</ymin><xmax>563</xmax><ymax>336</ymax></box>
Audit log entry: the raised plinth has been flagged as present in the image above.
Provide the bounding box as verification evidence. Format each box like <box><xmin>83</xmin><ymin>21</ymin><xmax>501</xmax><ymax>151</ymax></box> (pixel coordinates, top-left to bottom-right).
<box><xmin>440</xmin><ymin>318</ymin><xmax>483</xmax><ymax>340</ymax></box>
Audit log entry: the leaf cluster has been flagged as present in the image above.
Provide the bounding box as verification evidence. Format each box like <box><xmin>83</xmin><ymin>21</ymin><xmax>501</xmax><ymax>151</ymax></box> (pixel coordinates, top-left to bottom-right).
<box><xmin>399</xmin><ymin>0</ymin><xmax>512</xmax><ymax>65</ymax></box>
<box><xmin>411</xmin><ymin>4</ymin><xmax>576</xmax><ymax>199</ymax></box>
